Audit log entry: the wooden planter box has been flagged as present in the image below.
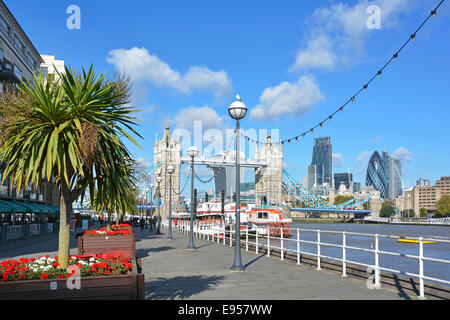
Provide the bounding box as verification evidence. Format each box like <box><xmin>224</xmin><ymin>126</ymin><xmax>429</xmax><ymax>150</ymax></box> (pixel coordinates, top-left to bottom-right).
<box><xmin>78</xmin><ymin>234</ymin><xmax>136</xmax><ymax>259</ymax></box>
<box><xmin>0</xmin><ymin>272</ymin><xmax>145</xmax><ymax>300</ymax></box>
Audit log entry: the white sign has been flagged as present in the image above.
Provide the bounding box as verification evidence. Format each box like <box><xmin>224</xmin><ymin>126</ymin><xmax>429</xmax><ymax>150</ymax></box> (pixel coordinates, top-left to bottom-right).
<box><xmin>50</xmin><ymin>282</ymin><xmax>58</xmax><ymax>290</ymax></box>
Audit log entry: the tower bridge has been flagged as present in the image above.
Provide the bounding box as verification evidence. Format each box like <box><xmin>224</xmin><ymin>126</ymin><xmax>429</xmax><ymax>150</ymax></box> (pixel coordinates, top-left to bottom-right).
<box><xmin>145</xmin><ymin>125</ymin><xmax>375</xmax><ymax>217</ymax></box>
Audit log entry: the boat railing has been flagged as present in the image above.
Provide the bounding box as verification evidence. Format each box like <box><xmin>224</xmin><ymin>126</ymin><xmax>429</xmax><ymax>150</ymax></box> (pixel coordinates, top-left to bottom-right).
<box><xmin>162</xmin><ymin>220</ymin><xmax>450</xmax><ymax>299</ymax></box>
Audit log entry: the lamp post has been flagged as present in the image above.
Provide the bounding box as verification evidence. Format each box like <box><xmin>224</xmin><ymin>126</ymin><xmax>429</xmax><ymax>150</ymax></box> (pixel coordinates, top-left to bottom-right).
<box><xmin>228</xmin><ymin>94</ymin><xmax>247</xmax><ymax>272</ymax></box>
<box><xmin>167</xmin><ymin>165</ymin><xmax>175</xmax><ymax>240</ymax></box>
<box><xmin>187</xmin><ymin>146</ymin><xmax>198</xmax><ymax>249</ymax></box>
<box><xmin>149</xmin><ymin>184</ymin><xmax>154</xmax><ymax>230</ymax></box>
<box><xmin>156</xmin><ymin>175</ymin><xmax>162</xmax><ymax>235</ymax></box>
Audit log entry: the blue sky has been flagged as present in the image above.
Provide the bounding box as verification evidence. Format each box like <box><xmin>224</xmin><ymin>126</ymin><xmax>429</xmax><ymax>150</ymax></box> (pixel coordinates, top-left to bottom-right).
<box><xmin>5</xmin><ymin>0</ymin><xmax>450</xmax><ymax>195</ymax></box>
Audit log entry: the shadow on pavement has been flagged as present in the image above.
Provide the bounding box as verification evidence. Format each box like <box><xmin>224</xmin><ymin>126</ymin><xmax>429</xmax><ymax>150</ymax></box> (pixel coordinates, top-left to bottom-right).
<box><xmin>136</xmin><ymin>246</ymin><xmax>175</xmax><ymax>258</ymax></box>
<box><xmin>146</xmin><ymin>275</ymin><xmax>225</xmax><ymax>300</ymax></box>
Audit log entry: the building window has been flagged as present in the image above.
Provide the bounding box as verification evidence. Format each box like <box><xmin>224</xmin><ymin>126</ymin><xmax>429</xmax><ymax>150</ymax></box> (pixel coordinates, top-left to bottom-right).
<box><xmin>14</xmin><ymin>64</ymin><xmax>22</xmax><ymax>79</ymax></box>
<box><xmin>0</xmin><ymin>47</ymin><xmax>3</xmax><ymax>62</ymax></box>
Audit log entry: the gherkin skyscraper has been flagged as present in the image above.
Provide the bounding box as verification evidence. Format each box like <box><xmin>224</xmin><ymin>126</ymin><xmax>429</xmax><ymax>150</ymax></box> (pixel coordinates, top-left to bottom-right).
<box><xmin>366</xmin><ymin>151</ymin><xmax>388</xmax><ymax>199</ymax></box>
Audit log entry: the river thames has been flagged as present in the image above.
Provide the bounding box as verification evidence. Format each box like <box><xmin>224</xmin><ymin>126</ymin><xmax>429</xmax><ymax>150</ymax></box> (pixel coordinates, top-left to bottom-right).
<box><xmin>266</xmin><ymin>222</ymin><xmax>450</xmax><ymax>285</ymax></box>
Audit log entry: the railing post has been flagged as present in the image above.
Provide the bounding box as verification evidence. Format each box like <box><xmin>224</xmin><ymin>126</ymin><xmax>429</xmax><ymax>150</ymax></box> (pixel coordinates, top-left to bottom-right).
<box><xmin>280</xmin><ymin>226</ymin><xmax>284</xmax><ymax>261</ymax></box>
<box><xmin>296</xmin><ymin>229</ymin><xmax>301</xmax><ymax>265</ymax></box>
<box><xmin>342</xmin><ymin>231</ymin><xmax>347</xmax><ymax>277</ymax></box>
<box><xmin>246</xmin><ymin>226</ymin><xmax>248</xmax><ymax>251</ymax></box>
<box><xmin>267</xmin><ymin>227</ymin><xmax>270</xmax><ymax>257</ymax></box>
<box><xmin>230</xmin><ymin>225</ymin><xmax>233</xmax><ymax>247</ymax></box>
<box><xmin>317</xmin><ymin>230</ymin><xmax>321</xmax><ymax>270</ymax></box>
<box><xmin>256</xmin><ymin>229</ymin><xmax>259</xmax><ymax>254</ymax></box>
<box><xmin>223</xmin><ymin>225</ymin><xmax>226</xmax><ymax>245</ymax></box>
<box><xmin>419</xmin><ymin>237</ymin><xmax>425</xmax><ymax>299</ymax></box>
<box><xmin>374</xmin><ymin>234</ymin><xmax>381</xmax><ymax>289</ymax></box>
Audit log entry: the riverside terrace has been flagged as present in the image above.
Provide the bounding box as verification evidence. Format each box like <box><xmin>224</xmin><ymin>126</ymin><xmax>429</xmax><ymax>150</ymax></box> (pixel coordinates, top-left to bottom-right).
<box><xmin>1</xmin><ymin>224</ymin><xmax>448</xmax><ymax>300</ymax></box>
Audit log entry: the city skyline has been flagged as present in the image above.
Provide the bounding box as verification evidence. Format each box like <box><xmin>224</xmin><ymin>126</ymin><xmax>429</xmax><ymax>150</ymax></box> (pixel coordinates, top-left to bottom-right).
<box><xmin>4</xmin><ymin>0</ymin><xmax>449</xmax><ymax>190</ymax></box>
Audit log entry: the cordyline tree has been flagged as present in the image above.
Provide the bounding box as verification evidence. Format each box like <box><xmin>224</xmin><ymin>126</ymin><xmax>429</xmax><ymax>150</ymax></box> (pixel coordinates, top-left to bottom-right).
<box><xmin>90</xmin><ymin>160</ymin><xmax>139</xmax><ymax>232</ymax></box>
<box><xmin>0</xmin><ymin>66</ymin><xmax>141</xmax><ymax>268</ymax></box>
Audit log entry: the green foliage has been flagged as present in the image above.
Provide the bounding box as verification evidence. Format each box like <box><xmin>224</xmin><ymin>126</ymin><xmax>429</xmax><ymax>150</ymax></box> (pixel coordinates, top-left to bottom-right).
<box><xmin>436</xmin><ymin>195</ymin><xmax>450</xmax><ymax>216</ymax></box>
<box><xmin>420</xmin><ymin>207</ymin><xmax>428</xmax><ymax>217</ymax></box>
<box><xmin>333</xmin><ymin>195</ymin><xmax>354</xmax><ymax>205</ymax></box>
<box><xmin>380</xmin><ymin>201</ymin><xmax>395</xmax><ymax>217</ymax></box>
<box><xmin>0</xmin><ymin>65</ymin><xmax>141</xmax><ymax>267</ymax></box>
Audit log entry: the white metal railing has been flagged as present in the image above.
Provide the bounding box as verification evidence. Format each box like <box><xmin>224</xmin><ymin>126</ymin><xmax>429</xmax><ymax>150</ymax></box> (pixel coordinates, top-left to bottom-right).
<box><xmin>162</xmin><ymin>221</ymin><xmax>450</xmax><ymax>299</ymax></box>
<box><xmin>6</xmin><ymin>225</ymin><xmax>25</xmax><ymax>240</ymax></box>
<box><xmin>30</xmin><ymin>223</ymin><xmax>40</xmax><ymax>235</ymax></box>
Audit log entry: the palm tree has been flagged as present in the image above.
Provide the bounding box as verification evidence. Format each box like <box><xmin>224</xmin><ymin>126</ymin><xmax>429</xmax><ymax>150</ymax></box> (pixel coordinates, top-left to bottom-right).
<box><xmin>0</xmin><ymin>66</ymin><xmax>141</xmax><ymax>268</ymax></box>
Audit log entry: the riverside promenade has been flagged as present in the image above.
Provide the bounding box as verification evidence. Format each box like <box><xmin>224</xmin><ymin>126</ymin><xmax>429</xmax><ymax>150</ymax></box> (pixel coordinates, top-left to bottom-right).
<box><xmin>137</xmin><ymin>228</ymin><xmax>408</xmax><ymax>300</ymax></box>
<box><xmin>0</xmin><ymin>226</ymin><xmax>414</xmax><ymax>300</ymax></box>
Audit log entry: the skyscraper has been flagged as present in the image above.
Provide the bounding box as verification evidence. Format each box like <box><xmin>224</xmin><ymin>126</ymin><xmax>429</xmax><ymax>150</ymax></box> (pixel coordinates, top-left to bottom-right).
<box><xmin>334</xmin><ymin>173</ymin><xmax>353</xmax><ymax>190</ymax></box>
<box><xmin>311</xmin><ymin>137</ymin><xmax>332</xmax><ymax>186</ymax></box>
<box><xmin>366</xmin><ymin>151</ymin><xmax>388</xmax><ymax>199</ymax></box>
<box><xmin>366</xmin><ymin>150</ymin><xmax>402</xmax><ymax>199</ymax></box>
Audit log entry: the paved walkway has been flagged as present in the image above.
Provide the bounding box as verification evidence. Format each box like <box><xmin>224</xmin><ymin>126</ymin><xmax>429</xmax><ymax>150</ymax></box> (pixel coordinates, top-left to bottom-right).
<box><xmin>0</xmin><ymin>226</ymin><xmax>412</xmax><ymax>300</ymax></box>
<box><xmin>136</xmin><ymin>228</ymin><xmax>408</xmax><ymax>300</ymax></box>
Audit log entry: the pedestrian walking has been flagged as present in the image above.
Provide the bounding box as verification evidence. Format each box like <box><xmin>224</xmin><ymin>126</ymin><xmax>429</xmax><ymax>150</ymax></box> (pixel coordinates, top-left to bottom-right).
<box><xmin>140</xmin><ymin>218</ymin><xmax>145</xmax><ymax>232</ymax></box>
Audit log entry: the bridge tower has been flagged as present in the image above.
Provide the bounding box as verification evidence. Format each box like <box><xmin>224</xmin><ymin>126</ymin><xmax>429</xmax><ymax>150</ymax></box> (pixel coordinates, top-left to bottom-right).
<box><xmin>153</xmin><ymin>124</ymin><xmax>181</xmax><ymax>219</ymax></box>
<box><xmin>254</xmin><ymin>133</ymin><xmax>283</xmax><ymax>207</ymax></box>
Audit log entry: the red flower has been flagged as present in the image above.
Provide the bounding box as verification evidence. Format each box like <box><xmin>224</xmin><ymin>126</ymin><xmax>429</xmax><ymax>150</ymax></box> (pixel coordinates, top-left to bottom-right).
<box><xmin>53</xmin><ymin>262</ymin><xmax>60</xmax><ymax>267</ymax></box>
<box><xmin>41</xmin><ymin>273</ymin><xmax>49</xmax><ymax>280</ymax></box>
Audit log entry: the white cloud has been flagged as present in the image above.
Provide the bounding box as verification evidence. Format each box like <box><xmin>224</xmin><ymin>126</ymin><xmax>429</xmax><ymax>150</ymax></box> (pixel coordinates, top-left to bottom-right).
<box><xmin>290</xmin><ymin>0</ymin><xmax>413</xmax><ymax>71</ymax></box>
<box><xmin>173</xmin><ymin>106</ymin><xmax>226</xmax><ymax>132</ymax></box>
<box><xmin>250</xmin><ymin>74</ymin><xmax>323</xmax><ymax>121</ymax></box>
<box><xmin>372</xmin><ymin>136</ymin><xmax>383</xmax><ymax>143</ymax></box>
<box><xmin>393</xmin><ymin>147</ymin><xmax>414</xmax><ymax>163</ymax></box>
<box><xmin>355</xmin><ymin>151</ymin><xmax>371</xmax><ymax>165</ymax></box>
<box><xmin>135</xmin><ymin>157</ymin><xmax>151</xmax><ymax>168</ymax></box>
<box><xmin>106</xmin><ymin>47</ymin><xmax>232</xmax><ymax>98</ymax></box>
<box><xmin>333</xmin><ymin>153</ymin><xmax>344</xmax><ymax>168</ymax></box>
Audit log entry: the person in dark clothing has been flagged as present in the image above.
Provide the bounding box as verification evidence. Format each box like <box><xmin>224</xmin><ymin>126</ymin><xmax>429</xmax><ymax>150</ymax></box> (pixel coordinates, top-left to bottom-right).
<box><xmin>140</xmin><ymin>218</ymin><xmax>145</xmax><ymax>231</ymax></box>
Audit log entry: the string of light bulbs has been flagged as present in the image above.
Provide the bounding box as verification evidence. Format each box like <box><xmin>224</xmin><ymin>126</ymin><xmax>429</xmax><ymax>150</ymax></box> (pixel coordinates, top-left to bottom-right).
<box><xmin>241</xmin><ymin>0</ymin><xmax>446</xmax><ymax>147</ymax></box>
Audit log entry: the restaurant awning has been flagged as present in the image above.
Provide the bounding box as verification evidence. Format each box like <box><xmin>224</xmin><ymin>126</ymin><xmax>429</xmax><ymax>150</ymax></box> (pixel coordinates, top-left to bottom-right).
<box><xmin>0</xmin><ymin>199</ymin><xmax>30</xmax><ymax>213</ymax></box>
<box><xmin>0</xmin><ymin>201</ymin><xmax>13</xmax><ymax>213</ymax></box>
<box><xmin>11</xmin><ymin>200</ymin><xmax>41</xmax><ymax>214</ymax></box>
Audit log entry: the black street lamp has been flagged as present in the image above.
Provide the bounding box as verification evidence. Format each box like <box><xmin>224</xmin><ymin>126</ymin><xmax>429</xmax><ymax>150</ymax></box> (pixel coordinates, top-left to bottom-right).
<box><xmin>167</xmin><ymin>165</ymin><xmax>175</xmax><ymax>240</ymax></box>
<box><xmin>187</xmin><ymin>146</ymin><xmax>198</xmax><ymax>249</ymax></box>
<box><xmin>228</xmin><ymin>94</ymin><xmax>247</xmax><ymax>272</ymax></box>
<box><xmin>156</xmin><ymin>175</ymin><xmax>162</xmax><ymax>235</ymax></box>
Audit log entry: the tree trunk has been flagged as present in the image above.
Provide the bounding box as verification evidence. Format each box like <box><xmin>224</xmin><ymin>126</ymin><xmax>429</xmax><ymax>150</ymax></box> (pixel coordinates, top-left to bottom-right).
<box><xmin>106</xmin><ymin>209</ymin><xmax>112</xmax><ymax>232</ymax></box>
<box><xmin>58</xmin><ymin>180</ymin><xmax>72</xmax><ymax>269</ymax></box>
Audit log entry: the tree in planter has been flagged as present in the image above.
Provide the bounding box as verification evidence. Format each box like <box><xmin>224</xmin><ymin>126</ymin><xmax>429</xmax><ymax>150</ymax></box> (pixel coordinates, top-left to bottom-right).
<box><xmin>436</xmin><ymin>195</ymin><xmax>450</xmax><ymax>217</ymax></box>
<box><xmin>0</xmin><ymin>67</ymin><xmax>141</xmax><ymax>268</ymax></box>
<box><xmin>91</xmin><ymin>163</ymin><xmax>138</xmax><ymax>232</ymax></box>
<box><xmin>380</xmin><ymin>201</ymin><xmax>395</xmax><ymax>218</ymax></box>
<box><xmin>420</xmin><ymin>207</ymin><xmax>428</xmax><ymax>218</ymax></box>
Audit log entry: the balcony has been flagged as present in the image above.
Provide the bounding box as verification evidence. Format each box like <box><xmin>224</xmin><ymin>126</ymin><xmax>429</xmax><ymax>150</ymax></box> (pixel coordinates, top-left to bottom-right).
<box><xmin>0</xmin><ymin>59</ymin><xmax>21</xmax><ymax>83</ymax></box>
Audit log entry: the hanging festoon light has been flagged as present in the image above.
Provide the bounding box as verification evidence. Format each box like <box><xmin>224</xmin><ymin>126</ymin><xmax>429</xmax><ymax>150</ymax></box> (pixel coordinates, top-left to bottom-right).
<box><xmin>238</xmin><ymin>2</ymin><xmax>443</xmax><ymax>148</ymax></box>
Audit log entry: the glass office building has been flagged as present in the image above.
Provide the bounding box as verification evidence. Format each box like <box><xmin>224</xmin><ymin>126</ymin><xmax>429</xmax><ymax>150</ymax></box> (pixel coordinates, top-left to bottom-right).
<box><xmin>366</xmin><ymin>151</ymin><xmax>388</xmax><ymax>199</ymax></box>
<box><xmin>311</xmin><ymin>137</ymin><xmax>332</xmax><ymax>186</ymax></box>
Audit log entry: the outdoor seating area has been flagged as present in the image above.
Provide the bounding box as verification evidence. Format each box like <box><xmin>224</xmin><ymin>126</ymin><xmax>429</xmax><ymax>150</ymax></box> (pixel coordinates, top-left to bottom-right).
<box><xmin>0</xmin><ymin>199</ymin><xmax>61</xmax><ymax>242</ymax></box>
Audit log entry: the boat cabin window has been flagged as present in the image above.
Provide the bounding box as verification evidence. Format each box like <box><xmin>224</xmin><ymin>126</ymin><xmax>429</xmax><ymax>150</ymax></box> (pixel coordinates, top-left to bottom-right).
<box><xmin>258</xmin><ymin>211</ymin><xmax>268</xmax><ymax>219</ymax></box>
